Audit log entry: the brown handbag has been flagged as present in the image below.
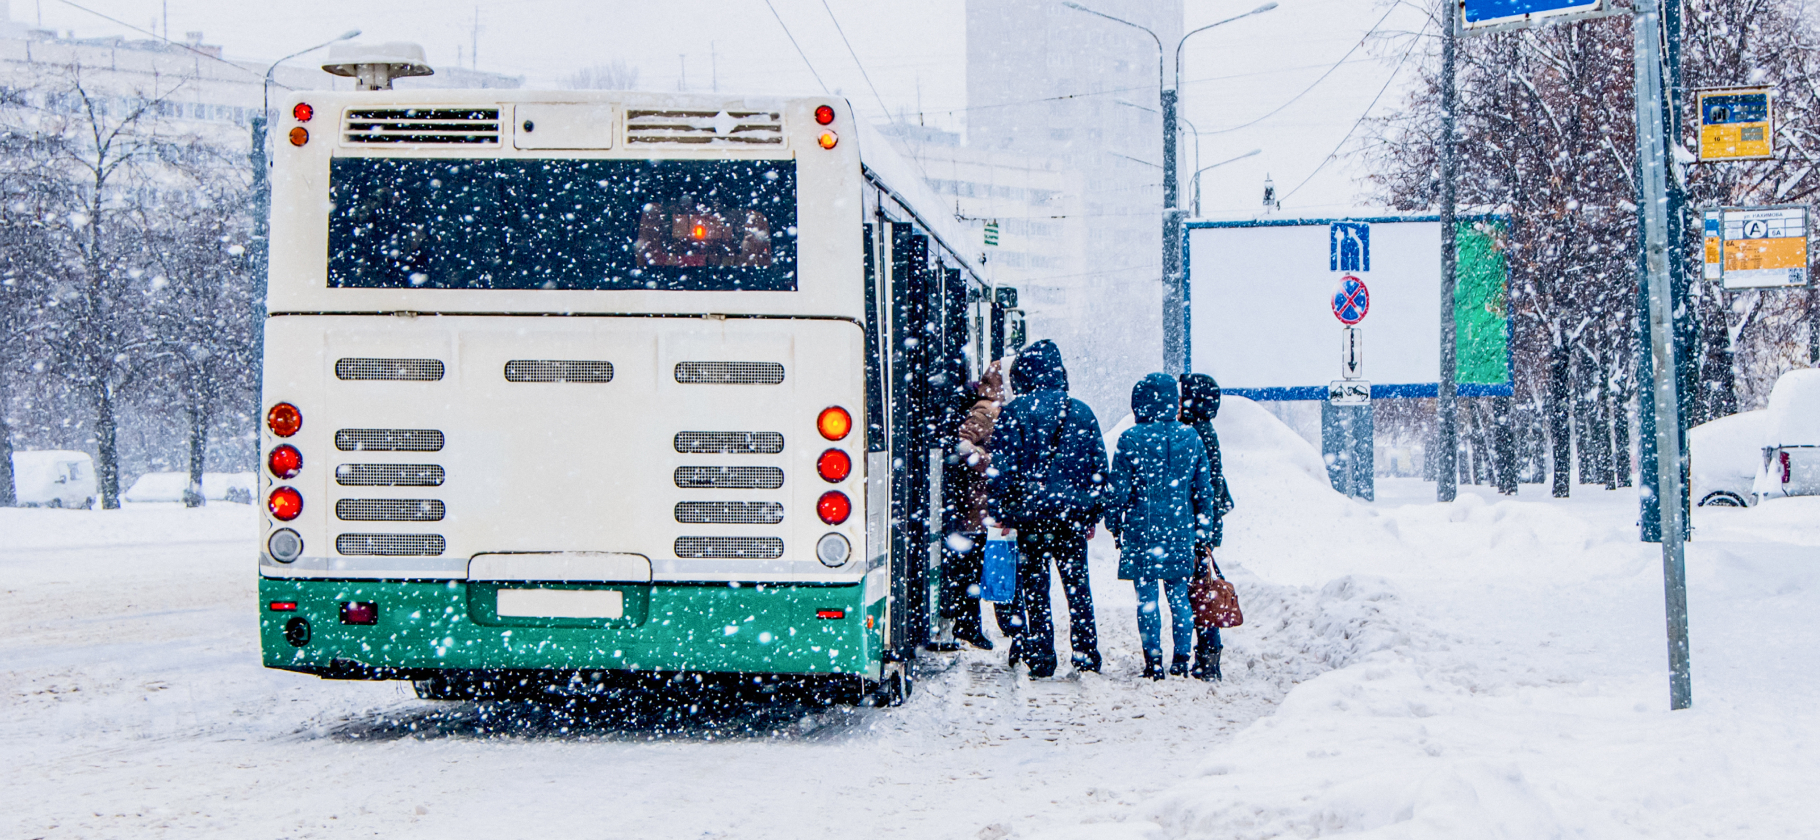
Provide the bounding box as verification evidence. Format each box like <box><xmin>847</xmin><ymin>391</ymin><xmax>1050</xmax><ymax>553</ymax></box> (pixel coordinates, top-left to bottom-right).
<box><xmin>1190</xmin><ymin>546</ymin><xmax>1243</xmax><ymax>629</ymax></box>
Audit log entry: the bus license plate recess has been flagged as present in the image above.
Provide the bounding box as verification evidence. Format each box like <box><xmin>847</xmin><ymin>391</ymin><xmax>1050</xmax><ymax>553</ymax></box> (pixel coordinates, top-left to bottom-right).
<box><xmin>467</xmin><ymin>552</ymin><xmax>651</xmax><ymax>628</ymax></box>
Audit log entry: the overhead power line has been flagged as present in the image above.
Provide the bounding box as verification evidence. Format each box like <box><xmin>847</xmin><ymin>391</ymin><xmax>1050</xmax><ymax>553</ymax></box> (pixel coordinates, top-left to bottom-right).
<box><xmin>819</xmin><ymin>0</ymin><xmax>893</xmax><ymax>121</ymax></box>
<box><xmin>54</xmin><ymin>0</ymin><xmax>270</xmax><ymax>84</ymax></box>
<box><xmin>1282</xmin><ymin>18</ymin><xmax>1430</xmax><ymax>203</ymax></box>
<box><xmin>1204</xmin><ymin>2</ymin><xmax>1403</xmax><ymax>134</ymax></box>
<box><xmin>763</xmin><ymin>0</ymin><xmax>829</xmax><ymax>94</ymax></box>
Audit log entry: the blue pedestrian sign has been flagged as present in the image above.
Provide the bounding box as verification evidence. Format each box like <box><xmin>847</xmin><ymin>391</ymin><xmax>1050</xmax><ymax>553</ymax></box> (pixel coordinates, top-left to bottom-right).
<box><xmin>1462</xmin><ymin>0</ymin><xmax>1602</xmax><ymax>29</ymax></box>
<box><xmin>1332</xmin><ymin>275</ymin><xmax>1369</xmax><ymax>325</ymax></box>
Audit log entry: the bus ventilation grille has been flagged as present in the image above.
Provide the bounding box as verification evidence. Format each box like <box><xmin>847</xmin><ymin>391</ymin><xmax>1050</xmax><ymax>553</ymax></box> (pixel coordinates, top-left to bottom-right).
<box><xmin>674</xmin><ymin>466</ymin><xmax>785</xmax><ymax>490</ymax></box>
<box><xmin>336</xmin><ymin>499</ymin><xmax>446</xmax><ymax>522</ymax></box>
<box><xmin>504</xmin><ymin>359</ymin><xmax>614</xmax><ymax>383</ymax></box>
<box><xmin>336</xmin><ymin>533</ymin><xmax>447</xmax><ymax>556</ymax></box>
<box><xmin>343</xmin><ymin>108</ymin><xmax>501</xmax><ymax>145</ymax></box>
<box><xmin>674</xmin><ymin>501</ymin><xmax>785</xmax><ymax>525</ymax></box>
<box><xmin>625</xmin><ymin>109</ymin><xmax>783</xmax><ymax>146</ymax></box>
<box><xmin>674</xmin><ymin>536</ymin><xmax>785</xmax><ymax>560</ymax></box>
<box><xmin>674</xmin><ymin>361</ymin><xmax>785</xmax><ymax>385</ymax></box>
<box><xmin>336</xmin><ymin>358</ymin><xmax>445</xmax><ymax>381</ymax></box>
<box><xmin>335</xmin><ymin>464</ymin><xmax>446</xmax><ymax>487</ymax></box>
<box><xmin>673</xmin><ymin>431</ymin><xmax>785</xmax><ymax>454</ymax></box>
<box><xmin>335</xmin><ymin>429</ymin><xmax>444</xmax><ymax>452</ymax></box>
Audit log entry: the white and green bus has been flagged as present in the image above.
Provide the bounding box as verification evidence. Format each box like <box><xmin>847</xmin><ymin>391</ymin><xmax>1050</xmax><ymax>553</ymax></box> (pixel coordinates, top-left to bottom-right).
<box><xmin>256</xmin><ymin>77</ymin><xmax>1024</xmax><ymax>704</ymax></box>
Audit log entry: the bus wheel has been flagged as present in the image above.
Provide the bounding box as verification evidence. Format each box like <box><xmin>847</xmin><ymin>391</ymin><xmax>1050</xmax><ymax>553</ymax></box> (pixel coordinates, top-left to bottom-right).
<box><xmin>413</xmin><ymin>674</ymin><xmax>473</xmax><ymax>701</ymax></box>
<box><xmin>866</xmin><ymin>665</ymin><xmax>910</xmax><ymax>707</ymax></box>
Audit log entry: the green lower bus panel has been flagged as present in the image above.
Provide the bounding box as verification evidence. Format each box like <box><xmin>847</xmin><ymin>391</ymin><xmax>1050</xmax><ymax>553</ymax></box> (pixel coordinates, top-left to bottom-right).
<box><xmin>260</xmin><ymin>577</ymin><xmax>880</xmax><ymax>678</ymax></box>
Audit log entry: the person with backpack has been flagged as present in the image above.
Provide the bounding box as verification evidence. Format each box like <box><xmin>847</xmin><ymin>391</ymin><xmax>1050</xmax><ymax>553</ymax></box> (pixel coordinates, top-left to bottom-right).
<box><xmin>1179</xmin><ymin>372</ymin><xmax>1236</xmax><ymax>681</ymax></box>
<box><xmin>986</xmin><ymin>339</ymin><xmax>1107</xmax><ymax>678</ymax></box>
<box><xmin>1105</xmin><ymin>373</ymin><xmax>1218</xmax><ymax>680</ymax></box>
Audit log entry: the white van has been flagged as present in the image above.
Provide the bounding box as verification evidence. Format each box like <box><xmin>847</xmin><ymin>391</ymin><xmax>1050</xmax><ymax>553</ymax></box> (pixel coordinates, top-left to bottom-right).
<box><xmin>11</xmin><ymin>451</ymin><xmax>97</xmax><ymax>508</ymax></box>
<box><xmin>1752</xmin><ymin>369</ymin><xmax>1820</xmax><ymax>500</ymax></box>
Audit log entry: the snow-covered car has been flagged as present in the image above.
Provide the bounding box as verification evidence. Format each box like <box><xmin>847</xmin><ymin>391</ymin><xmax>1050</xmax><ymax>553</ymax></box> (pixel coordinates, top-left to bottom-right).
<box><xmin>122</xmin><ymin>471</ymin><xmax>256</xmax><ymax>504</ymax></box>
<box><xmin>11</xmin><ymin>450</ymin><xmax>97</xmax><ymax>508</ymax></box>
<box><xmin>1753</xmin><ymin>368</ymin><xmax>1820</xmax><ymax>501</ymax></box>
<box><xmin>1690</xmin><ymin>409</ymin><xmax>1766</xmax><ymax>507</ymax></box>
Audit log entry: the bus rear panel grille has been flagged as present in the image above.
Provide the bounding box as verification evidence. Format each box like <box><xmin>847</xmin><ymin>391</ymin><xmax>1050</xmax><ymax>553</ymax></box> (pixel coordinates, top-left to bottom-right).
<box><xmin>504</xmin><ymin>360</ymin><xmax>614</xmax><ymax>383</ymax></box>
<box><xmin>335</xmin><ymin>429</ymin><xmax>444</xmax><ymax>452</ymax></box>
<box><xmin>336</xmin><ymin>533</ymin><xmax>447</xmax><ymax>556</ymax></box>
<box><xmin>625</xmin><ymin>109</ymin><xmax>784</xmax><ymax>146</ymax></box>
<box><xmin>674</xmin><ymin>361</ymin><xmax>785</xmax><ymax>385</ymax></box>
<box><xmin>335</xmin><ymin>464</ymin><xmax>445</xmax><ymax>487</ymax></box>
<box><xmin>344</xmin><ymin>108</ymin><xmax>501</xmax><ymax>145</ymax></box>
<box><xmin>674</xmin><ymin>501</ymin><xmax>784</xmax><ymax>525</ymax></box>
<box><xmin>335</xmin><ymin>358</ymin><xmax>445</xmax><ymax>381</ymax></box>
<box><xmin>336</xmin><ymin>499</ymin><xmax>446</xmax><ymax>521</ymax></box>
<box><xmin>674</xmin><ymin>431</ymin><xmax>785</xmax><ymax>454</ymax></box>
<box><xmin>674</xmin><ymin>536</ymin><xmax>784</xmax><ymax>559</ymax></box>
<box><xmin>673</xmin><ymin>466</ymin><xmax>784</xmax><ymax>489</ymax></box>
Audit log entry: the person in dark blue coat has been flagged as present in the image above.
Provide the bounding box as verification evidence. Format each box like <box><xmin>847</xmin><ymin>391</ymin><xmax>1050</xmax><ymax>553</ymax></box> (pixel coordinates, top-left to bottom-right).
<box><xmin>1180</xmin><ymin>372</ymin><xmax>1235</xmax><ymax>681</ymax></box>
<box><xmin>987</xmin><ymin>339</ymin><xmax>1107</xmax><ymax>678</ymax></box>
<box><xmin>1105</xmin><ymin>373</ymin><xmax>1217</xmax><ymax>680</ymax></box>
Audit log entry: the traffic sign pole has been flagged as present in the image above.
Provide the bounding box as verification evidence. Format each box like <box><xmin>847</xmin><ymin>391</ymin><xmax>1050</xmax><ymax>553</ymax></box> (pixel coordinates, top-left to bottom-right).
<box><xmin>1437</xmin><ymin>3</ymin><xmax>1460</xmax><ymax>504</ymax></box>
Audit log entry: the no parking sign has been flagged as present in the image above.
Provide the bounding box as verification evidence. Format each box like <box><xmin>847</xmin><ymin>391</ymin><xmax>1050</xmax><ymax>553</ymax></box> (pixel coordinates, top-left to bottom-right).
<box><xmin>1332</xmin><ymin>275</ymin><xmax>1369</xmax><ymax>325</ymax></box>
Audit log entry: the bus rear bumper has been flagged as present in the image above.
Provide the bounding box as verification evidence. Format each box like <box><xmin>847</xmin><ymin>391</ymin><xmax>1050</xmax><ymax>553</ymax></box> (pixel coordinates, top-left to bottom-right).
<box><xmin>259</xmin><ymin>576</ymin><xmax>882</xmax><ymax>683</ymax></box>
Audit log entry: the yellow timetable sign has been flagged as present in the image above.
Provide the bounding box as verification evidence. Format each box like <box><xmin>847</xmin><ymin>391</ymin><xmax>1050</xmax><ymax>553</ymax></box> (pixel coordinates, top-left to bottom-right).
<box><xmin>1697</xmin><ymin>87</ymin><xmax>1772</xmax><ymax>161</ymax></box>
<box><xmin>1708</xmin><ymin>206</ymin><xmax>1808</xmax><ymax>290</ymax></box>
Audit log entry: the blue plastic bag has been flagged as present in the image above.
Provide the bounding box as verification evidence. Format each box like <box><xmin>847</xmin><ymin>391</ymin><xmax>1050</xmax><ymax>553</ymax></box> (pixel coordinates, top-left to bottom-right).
<box><xmin>981</xmin><ymin>532</ymin><xmax>1018</xmax><ymax>603</ymax></box>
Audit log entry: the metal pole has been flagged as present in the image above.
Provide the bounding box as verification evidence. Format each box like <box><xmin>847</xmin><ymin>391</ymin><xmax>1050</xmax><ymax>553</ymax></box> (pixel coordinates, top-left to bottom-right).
<box><xmin>1163</xmin><ymin>87</ymin><xmax>1185</xmax><ymax>374</ymax></box>
<box><xmin>1634</xmin><ymin>0</ymin><xmax>1692</xmax><ymax>711</ymax></box>
<box><xmin>1436</xmin><ymin>2</ymin><xmax>1459</xmax><ymax>503</ymax></box>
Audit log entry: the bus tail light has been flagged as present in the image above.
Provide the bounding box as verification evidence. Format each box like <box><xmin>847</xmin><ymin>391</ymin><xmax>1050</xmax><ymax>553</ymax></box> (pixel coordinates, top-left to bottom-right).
<box><xmin>817</xmin><ymin>131</ymin><xmax>838</xmax><ymax>150</ymax></box>
<box><xmin>268</xmin><ymin>444</ymin><xmax>303</xmax><ymax>479</ymax></box>
<box><xmin>269</xmin><ymin>601</ymin><xmax>298</xmax><ymax>612</ymax></box>
<box><xmin>817</xmin><ymin>449</ymin><xmax>851</xmax><ymax>483</ymax></box>
<box><xmin>817</xmin><ymin>406</ymin><xmax>851</xmax><ymax>441</ymax></box>
<box><xmin>817</xmin><ymin>491</ymin><xmax>851</xmax><ymax>525</ymax></box>
<box><xmin>288</xmin><ymin>127</ymin><xmax>309</xmax><ymax>146</ymax></box>
<box><xmin>292</xmin><ymin>102</ymin><xmax>314</xmax><ymax>122</ymax></box>
<box><xmin>268</xmin><ymin>487</ymin><xmax>303</xmax><ymax>521</ymax></box>
<box><xmin>816</xmin><ymin>533</ymin><xmax>850</xmax><ymax>567</ymax></box>
<box><xmin>814</xmin><ymin>104</ymin><xmax>835</xmax><ymax>125</ymax></box>
<box><xmin>267</xmin><ymin>403</ymin><xmax>301</xmax><ymax>437</ymax></box>
<box><xmin>816</xmin><ymin>608</ymin><xmax>845</xmax><ymax>620</ymax></box>
<box><xmin>267</xmin><ymin>528</ymin><xmax>304</xmax><ymax>562</ymax></box>
<box><xmin>340</xmin><ymin>602</ymin><xmax>378</xmax><ymax>625</ymax></box>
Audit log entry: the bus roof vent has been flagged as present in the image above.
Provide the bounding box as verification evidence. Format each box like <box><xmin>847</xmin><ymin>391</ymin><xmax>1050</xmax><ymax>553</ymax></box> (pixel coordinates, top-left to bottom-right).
<box><xmin>343</xmin><ymin>108</ymin><xmax>502</xmax><ymax>145</ymax></box>
<box><xmin>625</xmin><ymin>109</ymin><xmax>784</xmax><ymax>146</ymax></box>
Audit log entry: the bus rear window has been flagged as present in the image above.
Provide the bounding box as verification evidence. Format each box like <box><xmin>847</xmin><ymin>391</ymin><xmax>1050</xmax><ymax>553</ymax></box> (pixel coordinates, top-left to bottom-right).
<box><xmin>328</xmin><ymin>158</ymin><xmax>796</xmax><ymax>291</ymax></box>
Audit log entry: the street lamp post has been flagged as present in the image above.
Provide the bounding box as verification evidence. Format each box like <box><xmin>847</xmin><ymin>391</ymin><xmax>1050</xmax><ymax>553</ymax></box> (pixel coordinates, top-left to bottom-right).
<box><xmin>1064</xmin><ymin>2</ymin><xmax>1277</xmax><ymax>374</ymax></box>
<box><xmin>1192</xmin><ymin>148</ymin><xmax>1262</xmax><ymax>217</ymax></box>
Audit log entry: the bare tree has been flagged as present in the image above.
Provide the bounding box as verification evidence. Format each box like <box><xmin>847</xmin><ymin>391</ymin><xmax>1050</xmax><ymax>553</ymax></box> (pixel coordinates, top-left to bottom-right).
<box><xmin>564</xmin><ymin>60</ymin><xmax>642</xmax><ymax>91</ymax></box>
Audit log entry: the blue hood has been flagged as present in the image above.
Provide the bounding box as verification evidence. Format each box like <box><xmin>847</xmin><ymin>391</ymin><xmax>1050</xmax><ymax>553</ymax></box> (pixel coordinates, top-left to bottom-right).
<box><xmin>1012</xmin><ymin>339</ymin><xmax>1069</xmax><ymax>392</ymax></box>
<box><xmin>1131</xmin><ymin>373</ymin><xmax>1179</xmax><ymax>423</ymax></box>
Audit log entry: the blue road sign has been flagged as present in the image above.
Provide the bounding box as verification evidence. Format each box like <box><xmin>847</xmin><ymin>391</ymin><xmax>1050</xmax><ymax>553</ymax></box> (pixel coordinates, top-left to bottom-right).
<box><xmin>1462</xmin><ymin>0</ymin><xmax>1601</xmax><ymax>26</ymax></box>
<box><xmin>1330</xmin><ymin>222</ymin><xmax>1370</xmax><ymax>272</ymax></box>
<box><xmin>1332</xmin><ymin>275</ymin><xmax>1369</xmax><ymax>325</ymax></box>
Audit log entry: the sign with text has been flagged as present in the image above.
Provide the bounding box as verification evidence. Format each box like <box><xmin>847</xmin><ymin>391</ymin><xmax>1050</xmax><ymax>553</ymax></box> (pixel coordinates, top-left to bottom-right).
<box><xmin>1697</xmin><ymin>87</ymin><xmax>1773</xmax><ymax>161</ymax></box>
<box><xmin>1705</xmin><ymin>205</ymin><xmax>1809</xmax><ymax>290</ymax></box>
<box><xmin>1462</xmin><ymin>0</ymin><xmax>1603</xmax><ymax>30</ymax></box>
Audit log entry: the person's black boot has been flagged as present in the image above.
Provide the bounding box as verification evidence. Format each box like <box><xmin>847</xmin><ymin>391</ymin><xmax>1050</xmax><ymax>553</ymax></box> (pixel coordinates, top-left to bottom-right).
<box><xmin>1141</xmin><ymin>652</ymin><xmax>1165</xmax><ymax>681</ymax></box>
<box><xmin>956</xmin><ymin>624</ymin><xmax>994</xmax><ymax>651</ymax></box>
<box><xmin>1169</xmin><ymin>654</ymin><xmax>1191</xmax><ymax>678</ymax></box>
<box><xmin>1192</xmin><ymin>633</ymin><xmax>1221</xmax><ymax>681</ymax></box>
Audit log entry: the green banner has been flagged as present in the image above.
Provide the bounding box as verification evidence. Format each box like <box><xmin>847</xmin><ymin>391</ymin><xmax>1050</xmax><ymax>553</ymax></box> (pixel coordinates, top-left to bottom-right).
<box><xmin>1455</xmin><ymin>221</ymin><xmax>1510</xmax><ymax>385</ymax></box>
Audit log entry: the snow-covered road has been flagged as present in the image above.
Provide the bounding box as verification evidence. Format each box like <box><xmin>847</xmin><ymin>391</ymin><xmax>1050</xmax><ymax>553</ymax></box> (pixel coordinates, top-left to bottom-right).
<box><xmin>5</xmin><ymin>399</ymin><xmax>1817</xmax><ymax>838</ymax></box>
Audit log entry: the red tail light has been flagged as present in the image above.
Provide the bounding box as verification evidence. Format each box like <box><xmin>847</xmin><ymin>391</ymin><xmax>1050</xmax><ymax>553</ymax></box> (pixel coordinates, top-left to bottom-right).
<box><xmin>814</xmin><ymin>104</ymin><xmax>835</xmax><ymax>125</ymax></box>
<box><xmin>816</xmin><ymin>608</ymin><xmax>845</xmax><ymax>619</ymax></box>
<box><xmin>817</xmin><ymin>490</ymin><xmax>851</xmax><ymax>525</ymax></box>
<box><xmin>268</xmin><ymin>445</ymin><xmax>303</xmax><ymax>479</ymax></box>
<box><xmin>268</xmin><ymin>487</ymin><xmax>303</xmax><ymax>521</ymax></box>
<box><xmin>292</xmin><ymin>102</ymin><xmax>314</xmax><ymax>122</ymax></box>
<box><xmin>269</xmin><ymin>601</ymin><xmax>298</xmax><ymax>612</ymax></box>
<box><xmin>267</xmin><ymin>402</ymin><xmax>301</xmax><ymax>437</ymax></box>
<box><xmin>340</xmin><ymin>601</ymin><xmax>378</xmax><ymax>625</ymax></box>
<box><xmin>1781</xmin><ymin>450</ymin><xmax>1792</xmax><ymax>483</ymax></box>
<box><xmin>817</xmin><ymin>406</ymin><xmax>852</xmax><ymax>441</ymax></box>
<box><xmin>817</xmin><ymin>449</ymin><xmax>852</xmax><ymax>483</ymax></box>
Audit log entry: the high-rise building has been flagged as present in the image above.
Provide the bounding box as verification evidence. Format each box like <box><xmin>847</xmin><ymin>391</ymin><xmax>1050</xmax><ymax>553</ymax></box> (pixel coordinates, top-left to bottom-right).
<box><xmin>966</xmin><ymin>0</ymin><xmax>1182</xmax><ymax>421</ymax></box>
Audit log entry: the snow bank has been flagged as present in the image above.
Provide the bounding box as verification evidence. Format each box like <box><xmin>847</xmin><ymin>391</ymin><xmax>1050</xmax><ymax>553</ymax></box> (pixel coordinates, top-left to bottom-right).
<box><xmin>120</xmin><ymin>471</ymin><xmax>256</xmax><ymax>504</ymax></box>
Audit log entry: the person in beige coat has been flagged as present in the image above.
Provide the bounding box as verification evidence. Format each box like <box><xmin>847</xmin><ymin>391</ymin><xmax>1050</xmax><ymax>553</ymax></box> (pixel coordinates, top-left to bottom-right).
<box><xmin>938</xmin><ymin>359</ymin><xmax>1021</xmax><ymax>649</ymax></box>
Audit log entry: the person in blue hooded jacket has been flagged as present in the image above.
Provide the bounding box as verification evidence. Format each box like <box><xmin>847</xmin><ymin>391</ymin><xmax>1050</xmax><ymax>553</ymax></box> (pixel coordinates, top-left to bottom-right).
<box><xmin>987</xmin><ymin>339</ymin><xmax>1107</xmax><ymax>678</ymax></box>
<box><xmin>1105</xmin><ymin>373</ymin><xmax>1217</xmax><ymax>680</ymax></box>
<box><xmin>1180</xmin><ymin>372</ymin><xmax>1235</xmax><ymax>681</ymax></box>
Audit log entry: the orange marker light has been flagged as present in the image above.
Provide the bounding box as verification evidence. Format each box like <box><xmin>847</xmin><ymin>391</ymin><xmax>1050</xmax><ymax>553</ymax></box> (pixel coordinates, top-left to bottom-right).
<box><xmin>288</xmin><ymin>127</ymin><xmax>309</xmax><ymax>146</ymax></box>
<box><xmin>817</xmin><ymin>131</ymin><xmax>838</xmax><ymax>150</ymax></box>
<box><xmin>817</xmin><ymin>406</ymin><xmax>852</xmax><ymax>441</ymax></box>
<box><xmin>267</xmin><ymin>403</ymin><xmax>302</xmax><ymax>437</ymax></box>
<box><xmin>292</xmin><ymin>102</ymin><xmax>314</xmax><ymax>122</ymax></box>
